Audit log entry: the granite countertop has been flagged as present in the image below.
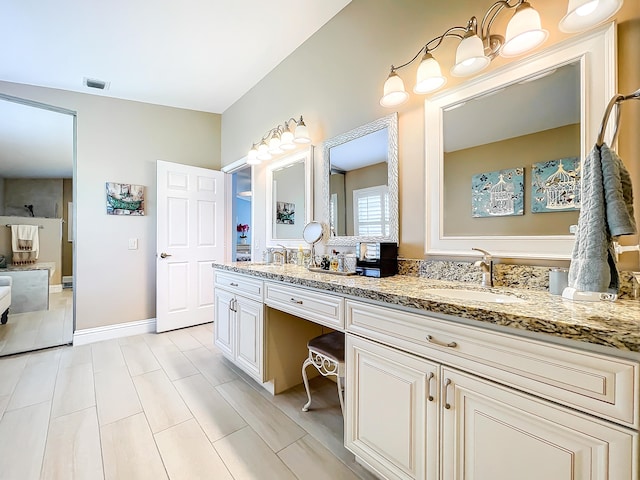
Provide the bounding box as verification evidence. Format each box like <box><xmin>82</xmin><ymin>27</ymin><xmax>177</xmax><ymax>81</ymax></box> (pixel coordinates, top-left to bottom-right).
<box><xmin>212</xmin><ymin>262</ymin><xmax>640</xmax><ymax>354</ymax></box>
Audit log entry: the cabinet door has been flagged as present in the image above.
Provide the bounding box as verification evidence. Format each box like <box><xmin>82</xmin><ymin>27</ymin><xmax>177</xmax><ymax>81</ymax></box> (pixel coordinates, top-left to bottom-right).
<box><xmin>346</xmin><ymin>335</ymin><xmax>439</xmax><ymax>480</ymax></box>
<box><xmin>235</xmin><ymin>296</ymin><xmax>264</xmax><ymax>382</ymax></box>
<box><xmin>213</xmin><ymin>289</ymin><xmax>234</xmax><ymax>357</ymax></box>
<box><xmin>441</xmin><ymin>367</ymin><xmax>637</xmax><ymax>480</ymax></box>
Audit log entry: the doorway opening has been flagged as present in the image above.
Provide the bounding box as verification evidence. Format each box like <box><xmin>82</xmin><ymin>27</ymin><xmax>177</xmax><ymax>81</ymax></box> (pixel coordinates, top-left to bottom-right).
<box><xmin>231</xmin><ymin>166</ymin><xmax>252</xmax><ymax>262</ymax></box>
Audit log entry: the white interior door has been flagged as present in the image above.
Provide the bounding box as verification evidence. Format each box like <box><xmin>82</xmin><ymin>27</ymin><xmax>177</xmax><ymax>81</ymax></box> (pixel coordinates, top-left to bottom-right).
<box><xmin>156</xmin><ymin>160</ymin><xmax>225</xmax><ymax>333</ymax></box>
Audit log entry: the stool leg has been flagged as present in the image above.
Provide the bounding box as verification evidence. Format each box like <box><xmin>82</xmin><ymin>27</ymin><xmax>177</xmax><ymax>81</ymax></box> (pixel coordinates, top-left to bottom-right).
<box><xmin>336</xmin><ymin>375</ymin><xmax>345</xmax><ymax>415</ymax></box>
<box><xmin>301</xmin><ymin>356</ymin><xmax>313</xmax><ymax>412</ymax></box>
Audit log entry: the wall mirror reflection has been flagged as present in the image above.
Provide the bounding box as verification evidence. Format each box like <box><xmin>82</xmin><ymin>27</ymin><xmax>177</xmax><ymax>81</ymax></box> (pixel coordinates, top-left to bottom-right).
<box><xmin>425</xmin><ymin>25</ymin><xmax>615</xmax><ymax>259</ymax></box>
<box><xmin>323</xmin><ymin>113</ymin><xmax>398</xmax><ymax>246</ymax></box>
<box><xmin>0</xmin><ymin>94</ymin><xmax>76</xmax><ymax>356</ymax></box>
<box><xmin>266</xmin><ymin>146</ymin><xmax>313</xmax><ymax>245</ymax></box>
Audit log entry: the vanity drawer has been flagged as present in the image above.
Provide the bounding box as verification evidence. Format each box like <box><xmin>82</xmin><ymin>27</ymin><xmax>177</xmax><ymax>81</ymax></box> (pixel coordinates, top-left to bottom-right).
<box><xmin>346</xmin><ymin>300</ymin><xmax>639</xmax><ymax>429</ymax></box>
<box><xmin>265</xmin><ymin>282</ymin><xmax>344</xmax><ymax>330</ymax></box>
<box><xmin>214</xmin><ymin>271</ymin><xmax>263</xmax><ymax>301</ymax></box>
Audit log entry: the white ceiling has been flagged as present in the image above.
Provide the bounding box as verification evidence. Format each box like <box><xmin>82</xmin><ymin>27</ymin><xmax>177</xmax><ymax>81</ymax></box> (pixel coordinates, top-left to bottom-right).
<box><xmin>0</xmin><ymin>0</ymin><xmax>351</xmax><ymax>179</ymax></box>
<box><xmin>1</xmin><ymin>0</ymin><xmax>351</xmax><ymax>114</ymax></box>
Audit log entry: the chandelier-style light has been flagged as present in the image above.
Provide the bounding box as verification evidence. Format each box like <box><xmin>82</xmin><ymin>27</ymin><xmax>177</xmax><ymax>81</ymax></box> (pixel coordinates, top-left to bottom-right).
<box><xmin>380</xmin><ymin>0</ymin><xmax>623</xmax><ymax>107</ymax></box>
<box><xmin>247</xmin><ymin>116</ymin><xmax>311</xmax><ymax>165</ymax></box>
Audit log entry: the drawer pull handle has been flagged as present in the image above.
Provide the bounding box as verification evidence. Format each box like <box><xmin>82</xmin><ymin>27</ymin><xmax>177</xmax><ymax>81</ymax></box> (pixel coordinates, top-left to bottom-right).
<box><xmin>444</xmin><ymin>378</ymin><xmax>452</xmax><ymax>409</ymax></box>
<box><xmin>290</xmin><ymin>298</ymin><xmax>303</xmax><ymax>304</ymax></box>
<box><xmin>426</xmin><ymin>372</ymin><xmax>435</xmax><ymax>402</ymax></box>
<box><xmin>229</xmin><ymin>282</ymin><xmax>239</xmax><ymax>287</ymax></box>
<box><xmin>426</xmin><ymin>335</ymin><xmax>457</xmax><ymax>348</ymax></box>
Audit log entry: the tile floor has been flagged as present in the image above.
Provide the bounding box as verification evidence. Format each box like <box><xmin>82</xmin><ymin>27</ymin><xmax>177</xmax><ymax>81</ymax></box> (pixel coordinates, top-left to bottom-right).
<box><xmin>0</xmin><ymin>322</ymin><xmax>378</xmax><ymax>480</ymax></box>
<box><xmin>0</xmin><ymin>289</ymin><xmax>73</xmax><ymax>357</ymax></box>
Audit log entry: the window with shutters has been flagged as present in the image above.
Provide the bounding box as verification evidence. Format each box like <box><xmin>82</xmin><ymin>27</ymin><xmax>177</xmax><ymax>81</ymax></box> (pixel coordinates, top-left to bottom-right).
<box><xmin>353</xmin><ymin>185</ymin><xmax>389</xmax><ymax>236</ymax></box>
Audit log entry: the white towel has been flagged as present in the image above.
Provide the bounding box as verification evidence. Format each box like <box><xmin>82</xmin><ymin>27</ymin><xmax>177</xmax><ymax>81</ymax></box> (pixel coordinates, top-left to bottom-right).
<box><xmin>568</xmin><ymin>143</ymin><xmax>636</xmax><ymax>293</ymax></box>
<box><xmin>10</xmin><ymin>225</ymin><xmax>40</xmax><ymax>265</ymax></box>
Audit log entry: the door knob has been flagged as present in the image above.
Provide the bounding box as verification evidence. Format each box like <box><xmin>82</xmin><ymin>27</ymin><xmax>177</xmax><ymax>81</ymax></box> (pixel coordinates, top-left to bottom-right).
<box><xmin>160</xmin><ymin>252</ymin><xmax>172</xmax><ymax>259</ymax></box>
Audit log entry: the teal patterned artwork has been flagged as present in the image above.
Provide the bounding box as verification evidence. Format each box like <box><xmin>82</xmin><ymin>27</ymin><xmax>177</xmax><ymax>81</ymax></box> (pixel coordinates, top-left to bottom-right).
<box><xmin>471</xmin><ymin>168</ymin><xmax>524</xmax><ymax>218</ymax></box>
<box><xmin>106</xmin><ymin>182</ymin><xmax>145</xmax><ymax>216</ymax></box>
<box><xmin>531</xmin><ymin>157</ymin><xmax>580</xmax><ymax>213</ymax></box>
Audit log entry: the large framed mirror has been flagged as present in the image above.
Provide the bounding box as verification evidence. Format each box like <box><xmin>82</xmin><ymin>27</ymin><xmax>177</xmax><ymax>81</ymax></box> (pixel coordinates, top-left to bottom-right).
<box><xmin>322</xmin><ymin>113</ymin><xmax>398</xmax><ymax>246</ymax></box>
<box><xmin>425</xmin><ymin>24</ymin><xmax>615</xmax><ymax>260</ymax></box>
<box><xmin>266</xmin><ymin>146</ymin><xmax>314</xmax><ymax>246</ymax></box>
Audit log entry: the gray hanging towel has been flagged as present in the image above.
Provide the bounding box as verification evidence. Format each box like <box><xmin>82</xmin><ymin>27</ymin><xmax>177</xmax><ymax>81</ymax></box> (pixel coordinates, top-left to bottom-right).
<box><xmin>568</xmin><ymin>143</ymin><xmax>636</xmax><ymax>293</ymax></box>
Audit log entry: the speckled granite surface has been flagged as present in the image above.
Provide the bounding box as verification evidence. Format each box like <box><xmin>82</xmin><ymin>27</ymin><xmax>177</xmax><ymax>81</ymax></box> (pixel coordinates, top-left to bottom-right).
<box><xmin>213</xmin><ymin>262</ymin><xmax>640</xmax><ymax>354</ymax></box>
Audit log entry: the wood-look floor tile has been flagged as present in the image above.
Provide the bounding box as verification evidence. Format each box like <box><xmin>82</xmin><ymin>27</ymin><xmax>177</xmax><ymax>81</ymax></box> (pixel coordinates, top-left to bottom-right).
<box><xmin>0</xmin><ymin>355</ymin><xmax>28</xmax><ymax>396</ymax></box>
<box><xmin>216</xmin><ymin>379</ymin><xmax>306</xmax><ymax>452</ymax></box>
<box><xmin>155</xmin><ymin>418</ymin><xmax>233</xmax><ymax>480</ymax></box>
<box><xmin>41</xmin><ymin>407</ymin><xmax>104</xmax><ymax>480</ymax></box>
<box><xmin>91</xmin><ymin>339</ymin><xmax>126</xmax><ymax>373</ymax></box>
<box><xmin>279</xmin><ymin>434</ymin><xmax>365</xmax><ymax>480</ymax></box>
<box><xmin>94</xmin><ymin>365</ymin><xmax>142</xmax><ymax>426</ymax></box>
<box><xmin>7</xmin><ymin>361</ymin><xmax>59</xmax><ymax>411</ymax></box>
<box><xmin>185</xmin><ymin>323</ymin><xmax>214</xmax><ymax>348</ymax></box>
<box><xmin>59</xmin><ymin>344</ymin><xmax>93</xmax><ymax>369</ymax></box>
<box><xmin>121</xmin><ymin>342</ymin><xmax>161</xmax><ymax>376</ymax></box>
<box><xmin>100</xmin><ymin>412</ymin><xmax>168</xmax><ymax>480</ymax></box>
<box><xmin>51</xmin><ymin>363</ymin><xmax>95</xmax><ymax>419</ymax></box>
<box><xmin>173</xmin><ymin>374</ymin><xmax>246</xmax><ymax>442</ymax></box>
<box><xmin>183</xmin><ymin>347</ymin><xmax>238</xmax><ymax>387</ymax></box>
<box><xmin>149</xmin><ymin>344</ymin><xmax>199</xmax><ymax>381</ymax></box>
<box><xmin>165</xmin><ymin>328</ymin><xmax>203</xmax><ymax>351</ymax></box>
<box><xmin>0</xmin><ymin>395</ymin><xmax>9</xmax><ymax>420</ymax></box>
<box><xmin>215</xmin><ymin>426</ymin><xmax>297</xmax><ymax>479</ymax></box>
<box><xmin>0</xmin><ymin>401</ymin><xmax>51</xmax><ymax>480</ymax></box>
<box><xmin>132</xmin><ymin>369</ymin><xmax>192</xmax><ymax>433</ymax></box>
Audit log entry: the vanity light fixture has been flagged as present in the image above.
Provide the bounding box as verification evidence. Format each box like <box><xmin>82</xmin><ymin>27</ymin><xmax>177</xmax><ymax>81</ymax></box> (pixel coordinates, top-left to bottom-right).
<box><xmin>380</xmin><ymin>0</ymin><xmax>548</xmax><ymax>107</ymax></box>
<box><xmin>381</xmin><ymin>0</ymin><xmax>622</xmax><ymax>107</ymax></box>
<box><xmin>247</xmin><ymin>116</ymin><xmax>311</xmax><ymax>165</ymax></box>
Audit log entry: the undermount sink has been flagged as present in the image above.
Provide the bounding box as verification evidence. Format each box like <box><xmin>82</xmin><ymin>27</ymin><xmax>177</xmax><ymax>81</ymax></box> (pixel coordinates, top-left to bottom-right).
<box><xmin>425</xmin><ymin>288</ymin><xmax>526</xmax><ymax>304</ymax></box>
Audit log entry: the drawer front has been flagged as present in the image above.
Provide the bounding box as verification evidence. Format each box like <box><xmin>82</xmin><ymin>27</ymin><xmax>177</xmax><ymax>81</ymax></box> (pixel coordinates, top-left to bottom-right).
<box><xmin>214</xmin><ymin>270</ymin><xmax>263</xmax><ymax>301</ymax></box>
<box><xmin>265</xmin><ymin>282</ymin><xmax>344</xmax><ymax>330</ymax></box>
<box><xmin>346</xmin><ymin>300</ymin><xmax>639</xmax><ymax>429</ymax></box>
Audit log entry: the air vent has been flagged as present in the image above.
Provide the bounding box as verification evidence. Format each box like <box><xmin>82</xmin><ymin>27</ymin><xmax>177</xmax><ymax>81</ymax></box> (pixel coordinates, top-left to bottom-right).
<box><xmin>83</xmin><ymin>77</ymin><xmax>110</xmax><ymax>90</ymax></box>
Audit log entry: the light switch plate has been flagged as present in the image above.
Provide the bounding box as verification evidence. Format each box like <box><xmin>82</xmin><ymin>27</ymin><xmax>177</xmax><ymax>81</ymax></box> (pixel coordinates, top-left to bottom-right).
<box><xmin>128</xmin><ymin>238</ymin><xmax>138</xmax><ymax>250</ymax></box>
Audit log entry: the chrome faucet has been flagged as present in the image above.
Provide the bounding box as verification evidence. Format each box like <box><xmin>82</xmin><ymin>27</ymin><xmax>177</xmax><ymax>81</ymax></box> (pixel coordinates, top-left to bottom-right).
<box><xmin>472</xmin><ymin>247</ymin><xmax>493</xmax><ymax>287</ymax></box>
<box><xmin>275</xmin><ymin>244</ymin><xmax>289</xmax><ymax>264</ymax></box>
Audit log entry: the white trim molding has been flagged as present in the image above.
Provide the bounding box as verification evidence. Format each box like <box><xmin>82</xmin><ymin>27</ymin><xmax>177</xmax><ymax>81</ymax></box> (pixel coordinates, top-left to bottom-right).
<box><xmin>73</xmin><ymin>318</ymin><xmax>157</xmax><ymax>346</ymax></box>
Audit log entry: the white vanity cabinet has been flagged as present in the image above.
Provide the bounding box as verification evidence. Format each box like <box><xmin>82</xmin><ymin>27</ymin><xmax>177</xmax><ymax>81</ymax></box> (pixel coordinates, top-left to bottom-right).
<box><xmin>213</xmin><ymin>271</ymin><xmax>264</xmax><ymax>382</ymax></box>
<box><xmin>345</xmin><ymin>300</ymin><xmax>639</xmax><ymax>480</ymax></box>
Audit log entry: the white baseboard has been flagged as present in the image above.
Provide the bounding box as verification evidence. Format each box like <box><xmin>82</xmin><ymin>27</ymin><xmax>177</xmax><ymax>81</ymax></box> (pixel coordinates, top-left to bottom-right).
<box><xmin>73</xmin><ymin>318</ymin><xmax>157</xmax><ymax>346</ymax></box>
<box><xmin>49</xmin><ymin>284</ymin><xmax>63</xmax><ymax>294</ymax></box>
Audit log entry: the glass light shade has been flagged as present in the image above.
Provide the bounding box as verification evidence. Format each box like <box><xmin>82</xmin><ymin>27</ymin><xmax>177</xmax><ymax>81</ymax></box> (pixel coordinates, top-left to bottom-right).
<box><xmin>294</xmin><ymin>123</ymin><xmax>311</xmax><ymax>144</ymax></box>
<box><xmin>413</xmin><ymin>53</ymin><xmax>447</xmax><ymax>94</ymax></box>
<box><xmin>450</xmin><ymin>34</ymin><xmax>490</xmax><ymax>77</ymax></box>
<box><xmin>268</xmin><ymin>135</ymin><xmax>283</xmax><ymax>154</ymax></box>
<box><xmin>501</xmin><ymin>3</ymin><xmax>548</xmax><ymax>57</ymax></box>
<box><xmin>257</xmin><ymin>150</ymin><xmax>272</xmax><ymax>161</ymax></box>
<box><xmin>280</xmin><ymin>130</ymin><xmax>295</xmax><ymax>150</ymax></box>
<box><xmin>257</xmin><ymin>141</ymin><xmax>269</xmax><ymax>155</ymax></box>
<box><xmin>559</xmin><ymin>0</ymin><xmax>623</xmax><ymax>33</ymax></box>
<box><xmin>380</xmin><ymin>71</ymin><xmax>409</xmax><ymax>107</ymax></box>
<box><xmin>247</xmin><ymin>145</ymin><xmax>259</xmax><ymax>165</ymax></box>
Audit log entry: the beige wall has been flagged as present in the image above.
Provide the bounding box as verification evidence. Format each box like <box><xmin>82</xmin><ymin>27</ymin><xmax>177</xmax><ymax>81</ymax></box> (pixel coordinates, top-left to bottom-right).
<box><xmin>344</xmin><ymin>162</ymin><xmax>388</xmax><ymax>236</ymax></box>
<box><xmin>0</xmin><ymin>81</ymin><xmax>221</xmax><ymax>330</ymax></box>
<box><xmin>444</xmin><ymin>124</ymin><xmax>580</xmax><ymax>236</ymax></box>
<box><xmin>62</xmin><ymin>178</ymin><xmax>72</xmax><ymax>278</ymax></box>
<box><xmin>221</xmin><ymin>0</ymin><xmax>639</xmax><ymax>270</ymax></box>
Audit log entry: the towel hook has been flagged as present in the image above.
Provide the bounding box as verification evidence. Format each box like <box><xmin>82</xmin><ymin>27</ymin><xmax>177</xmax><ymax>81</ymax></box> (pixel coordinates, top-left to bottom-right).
<box><xmin>597</xmin><ymin>88</ymin><xmax>640</xmax><ymax>147</ymax></box>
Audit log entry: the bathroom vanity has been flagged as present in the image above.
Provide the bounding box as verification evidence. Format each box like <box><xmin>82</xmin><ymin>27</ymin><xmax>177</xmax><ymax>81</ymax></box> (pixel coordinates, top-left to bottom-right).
<box><xmin>212</xmin><ymin>262</ymin><xmax>639</xmax><ymax>480</ymax></box>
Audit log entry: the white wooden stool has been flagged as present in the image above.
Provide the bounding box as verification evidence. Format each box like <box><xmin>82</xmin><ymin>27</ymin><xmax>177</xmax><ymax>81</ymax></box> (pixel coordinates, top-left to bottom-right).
<box><xmin>301</xmin><ymin>331</ymin><xmax>345</xmax><ymax>414</ymax></box>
